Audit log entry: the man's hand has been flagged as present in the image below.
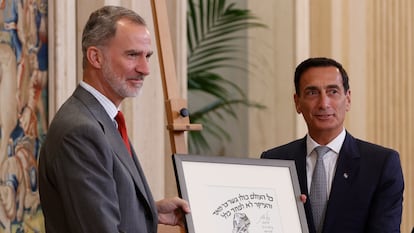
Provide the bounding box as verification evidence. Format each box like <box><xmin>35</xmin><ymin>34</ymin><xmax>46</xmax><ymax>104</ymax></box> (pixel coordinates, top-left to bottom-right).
<box><xmin>156</xmin><ymin>197</ymin><xmax>191</xmax><ymax>227</ymax></box>
<box><xmin>300</xmin><ymin>194</ymin><xmax>307</xmax><ymax>203</ymax></box>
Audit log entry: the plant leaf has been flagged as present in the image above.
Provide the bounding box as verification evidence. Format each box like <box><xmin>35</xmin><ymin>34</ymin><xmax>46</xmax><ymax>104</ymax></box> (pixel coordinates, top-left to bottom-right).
<box><xmin>187</xmin><ymin>0</ymin><xmax>266</xmax><ymax>153</ymax></box>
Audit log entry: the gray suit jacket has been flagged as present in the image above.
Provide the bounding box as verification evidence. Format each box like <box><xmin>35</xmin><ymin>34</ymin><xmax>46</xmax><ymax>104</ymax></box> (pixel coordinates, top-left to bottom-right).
<box><xmin>39</xmin><ymin>86</ymin><xmax>158</xmax><ymax>233</ymax></box>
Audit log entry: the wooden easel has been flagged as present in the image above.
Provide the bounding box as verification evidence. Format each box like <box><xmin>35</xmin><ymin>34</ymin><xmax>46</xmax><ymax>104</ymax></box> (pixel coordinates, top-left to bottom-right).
<box><xmin>150</xmin><ymin>0</ymin><xmax>202</xmax><ymax>232</ymax></box>
<box><xmin>150</xmin><ymin>0</ymin><xmax>202</xmax><ymax>154</ymax></box>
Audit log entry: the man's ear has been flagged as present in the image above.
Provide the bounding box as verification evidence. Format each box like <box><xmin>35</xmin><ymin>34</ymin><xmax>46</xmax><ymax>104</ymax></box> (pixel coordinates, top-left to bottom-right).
<box><xmin>294</xmin><ymin>93</ymin><xmax>301</xmax><ymax>114</ymax></box>
<box><xmin>345</xmin><ymin>89</ymin><xmax>351</xmax><ymax>112</ymax></box>
<box><xmin>86</xmin><ymin>46</ymin><xmax>103</xmax><ymax>69</ymax></box>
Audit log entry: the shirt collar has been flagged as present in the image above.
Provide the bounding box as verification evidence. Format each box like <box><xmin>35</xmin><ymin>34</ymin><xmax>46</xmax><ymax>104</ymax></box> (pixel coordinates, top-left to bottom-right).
<box><xmin>79</xmin><ymin>81</ymin><xmax>119</xmax><ymax>120</ymax></box>
<box><xmin>306</xmin><ymin>128</ymin><xmax>346</xmax><ymax>156</ymax></box>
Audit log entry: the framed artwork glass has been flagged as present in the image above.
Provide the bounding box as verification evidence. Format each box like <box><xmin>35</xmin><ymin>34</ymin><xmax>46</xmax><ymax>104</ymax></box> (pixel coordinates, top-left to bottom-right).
<box><xmin>173</xmin><ymin>154</ymin><xmax>309</xmax><ymax>233</ymax></box>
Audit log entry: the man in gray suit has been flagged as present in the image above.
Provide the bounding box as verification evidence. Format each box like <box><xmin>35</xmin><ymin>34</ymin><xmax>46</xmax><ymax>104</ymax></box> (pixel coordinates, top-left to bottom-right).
<box><xmin>39</xmin><ymin>6</ymin><xmax>190</xmax><ymax>233</ymax></box>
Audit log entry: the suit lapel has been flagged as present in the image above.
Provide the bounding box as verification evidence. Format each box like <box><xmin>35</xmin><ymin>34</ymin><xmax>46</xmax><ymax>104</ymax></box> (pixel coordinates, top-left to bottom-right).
<box><xmin>131</xmin><ymin>149</ymin><xmax>158</xmax><ymax>222</ymax></box>
<box><xmin>290</xmin><ymin>137</ymin><xmax>316</xmax><ymax>233</ymax></box>
<box><xmin>73</xmin><ymin>86</ymin><xmax>153</xmax><ymax>209</ymax></box>
<box><xmin>107</xmin><ymin>110</ymin><xmax>158</xmax><ymax>227</ymax></box>
<box><xmin>111</xmin><ymin>138</ymin><xmax>149</xmax><ymax>201</ymax></box>
<box><xmin>294</xmin><ymin>137</ymin><xmax>309</xmax><ymax>195</ymax></box>
<box><xmin>323</xmin><ymin>132</ymin><xmax>360</xmax><ymax>231</ymax></box>
<box><xmin>265</xmin><ymin>136</ymin><xmax>315</xmax><ymax>232</ymax></box>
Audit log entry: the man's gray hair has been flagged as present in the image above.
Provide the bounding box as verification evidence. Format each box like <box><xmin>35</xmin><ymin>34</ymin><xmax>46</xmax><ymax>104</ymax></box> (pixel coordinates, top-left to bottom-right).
<box><xmin>81</xmin><ymin>5</ymin><xmax>147</xmax><ymax>68</ymax></box>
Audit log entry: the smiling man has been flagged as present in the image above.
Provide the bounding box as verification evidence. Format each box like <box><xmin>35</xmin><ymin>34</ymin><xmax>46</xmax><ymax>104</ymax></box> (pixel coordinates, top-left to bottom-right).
<box><xmin>39</xmin><ymin>6</ymin><xmax>189</xmax><ymax>233</ymax></box>
<box><xmin>261</xmin><ymin>57</ymin><xmax>404</xmax><ymax>233</ymax></box>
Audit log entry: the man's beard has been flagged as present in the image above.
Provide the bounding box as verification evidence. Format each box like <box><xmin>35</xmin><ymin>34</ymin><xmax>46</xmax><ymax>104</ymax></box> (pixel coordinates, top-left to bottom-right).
<box><xmin>102</xmin><ymin>62</ymin><xmax>142</xmax><ymax>98</ymax></box>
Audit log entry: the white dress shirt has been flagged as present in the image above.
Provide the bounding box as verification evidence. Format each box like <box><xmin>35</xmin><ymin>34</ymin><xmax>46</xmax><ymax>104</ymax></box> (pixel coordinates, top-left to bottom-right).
<box><xmin>79</xmin><ymin>81</ymin><xmax>119</xmax><ymax>126</ymax></box>
<box><xmin>306</xmin><ymin>129</ymin><xmax>346</xmax><ymax>197</ymax></box>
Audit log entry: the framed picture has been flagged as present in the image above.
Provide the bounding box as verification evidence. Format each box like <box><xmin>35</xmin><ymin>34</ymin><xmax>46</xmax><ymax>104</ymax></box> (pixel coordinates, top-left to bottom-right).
<box><xmin>172</xmin><ymin>154</ymin><xmax>309</xmax><ymax>233</ymax></box>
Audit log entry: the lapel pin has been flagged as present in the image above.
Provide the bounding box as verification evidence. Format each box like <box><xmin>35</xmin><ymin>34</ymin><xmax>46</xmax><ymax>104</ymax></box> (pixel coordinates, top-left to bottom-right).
<box><xmin>343</xmin><ymin>173</ymin><xmax>349</xmax><ymax>179</ymax></box>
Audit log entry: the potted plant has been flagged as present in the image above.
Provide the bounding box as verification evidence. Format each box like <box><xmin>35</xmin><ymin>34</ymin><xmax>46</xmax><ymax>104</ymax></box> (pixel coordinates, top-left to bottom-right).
<box><xmin>187</xmin><ymin>0</ymin><xmax>266</xmax><ymax>153</ymax></box>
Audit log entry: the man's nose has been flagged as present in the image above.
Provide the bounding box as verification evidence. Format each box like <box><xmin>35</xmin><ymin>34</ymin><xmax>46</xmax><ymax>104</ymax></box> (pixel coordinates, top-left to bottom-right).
<box><xmin>136</xmin><ymin>57</ymin><xmax>150</xmax><ymax>76</ymax></box>
<box><xmin>318</xmin><ymin>92</ymin><xmax>330</xmax><ymax>108</ymax></box>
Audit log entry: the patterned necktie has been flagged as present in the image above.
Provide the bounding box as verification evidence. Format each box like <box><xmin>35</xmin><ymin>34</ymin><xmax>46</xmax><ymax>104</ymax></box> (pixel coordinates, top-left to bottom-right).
<box><xmin>310</xmin><ymin>146</ymin><xmax>330</xmax><ymax>233</ymax></box>
<box><xmin>115</xmin><ymin>111</ymin><xmax>132</xmax><ymax>156</ymax></box>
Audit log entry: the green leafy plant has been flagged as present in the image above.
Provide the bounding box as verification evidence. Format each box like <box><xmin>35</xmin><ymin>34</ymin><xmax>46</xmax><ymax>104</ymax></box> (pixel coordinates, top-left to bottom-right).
<box><xmin>187</xmin><ymin>0</ymin><xmax>266</xmax><ymax>153</ymax></box>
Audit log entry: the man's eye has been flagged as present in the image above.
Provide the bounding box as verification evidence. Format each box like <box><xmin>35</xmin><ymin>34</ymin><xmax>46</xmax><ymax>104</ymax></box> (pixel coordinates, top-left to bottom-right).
<box><xmin>146</xmin><ymin>52</ymin><xmax>153</xmax><ymax>60</ymax></box>
<box><xmin>306</xmin><ymin>90</ymin><xmax>318</xmax><ymax>95</ymax></box>
<box><xmin>328</xmin><ymin>89</ymin><xmax>339</xmax><ymax>95</ymax></box>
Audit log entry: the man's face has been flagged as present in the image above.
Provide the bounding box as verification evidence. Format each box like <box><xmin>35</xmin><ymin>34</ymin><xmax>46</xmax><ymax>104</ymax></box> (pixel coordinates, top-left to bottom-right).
<box><xmin>101</xmin><ymin>19</ymin><xmax>153</xmax><ymax>104</ymax></box>
<box><xmin>294</xmin><ymin>66</ymin><xmax>351</xmax><ymax>142</ymax></box>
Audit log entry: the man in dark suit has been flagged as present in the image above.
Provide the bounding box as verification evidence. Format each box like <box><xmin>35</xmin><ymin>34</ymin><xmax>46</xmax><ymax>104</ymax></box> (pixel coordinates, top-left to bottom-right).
<box><xmin>261</xmin><ymin>57</ymin><xmax>404</xmax><ymax>233</ymax></box>
<box><xmin>39</xmin><ymin>6</ymin><xmax>190</xmax><ymax>233</ymax></box>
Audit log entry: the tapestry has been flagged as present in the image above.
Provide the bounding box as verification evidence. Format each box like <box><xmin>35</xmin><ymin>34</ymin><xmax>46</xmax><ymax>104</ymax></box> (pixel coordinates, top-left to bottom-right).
<box><xmin>0</xmin><ymin>0</ymin><xmax>48</xmax><ymax>232</ymax></box>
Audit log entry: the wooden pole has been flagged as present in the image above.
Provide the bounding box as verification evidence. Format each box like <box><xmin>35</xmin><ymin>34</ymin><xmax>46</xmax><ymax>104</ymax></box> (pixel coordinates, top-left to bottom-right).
<box><xmin>150</xmin><ymin>0</ymin><xmax>202</xmax><ymax>232</ymax></box>
<box><xmin>150</xmin><ymin>0</ymin><xmax>202</xmax><ymax>155</ymax></box>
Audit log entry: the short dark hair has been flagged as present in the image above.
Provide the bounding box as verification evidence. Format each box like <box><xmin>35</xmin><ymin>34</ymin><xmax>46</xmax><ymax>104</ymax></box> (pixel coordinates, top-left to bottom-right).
<box><xmin>294</xmin><ymin>57</ymin><xmax>350</xmax><ymax>95</ymax></box>
<box><xmin>81</xmin><ymin>5</ymin><xmax>147</xmax><ymax>68</ymax></box>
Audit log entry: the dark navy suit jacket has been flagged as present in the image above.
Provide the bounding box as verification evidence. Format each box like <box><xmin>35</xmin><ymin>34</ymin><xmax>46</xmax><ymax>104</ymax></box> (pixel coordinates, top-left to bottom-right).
<box><xmin>261</xmin><ymin>132</ymin><xmax>404</xmax><ymax>233</ymax></box>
